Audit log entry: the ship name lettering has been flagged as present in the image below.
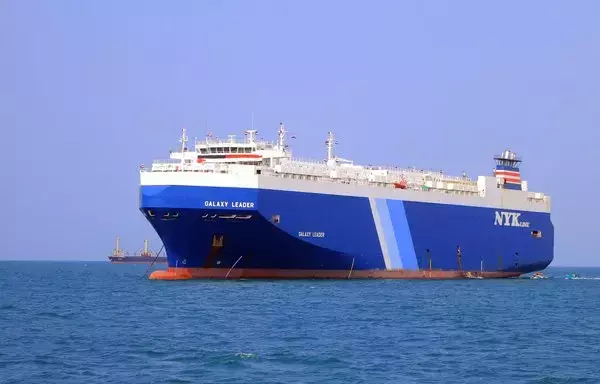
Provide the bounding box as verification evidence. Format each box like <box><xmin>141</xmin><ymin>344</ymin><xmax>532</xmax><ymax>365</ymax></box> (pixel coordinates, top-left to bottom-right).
<box><xmin>204</xmin><ymin>200</ymin><xmax>255</xmax><ymax>208</ymax></box>
<box><xmin>231</xmin><ymin>201</ymin><xmax>255</xmax><ymax>208</ymax></box>
<box><xmin>298</xmin><ymin>231</ymin><xmax>326</xmax><ymax>238</ymax></box>
<box><xmin>494</xmin><ymin>211</ymin><xmax>530</xmax><ymax>228</ymax></box>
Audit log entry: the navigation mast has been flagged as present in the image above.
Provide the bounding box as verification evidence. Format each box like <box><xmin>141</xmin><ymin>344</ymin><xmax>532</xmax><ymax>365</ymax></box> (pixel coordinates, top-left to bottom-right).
<box><xmin>179</xmin><ymin>128</ymin><xmax>188</xmax><ymax>166</ymax></box>
<box><xmin>326</xmin><ymin>131</ymin><xmax>335</xmax><ymax>165</ymax></box>
<box><xmin>277</xmin><ymin>122</ymin><xmax>286</xmax><ymax>150</ymax></box>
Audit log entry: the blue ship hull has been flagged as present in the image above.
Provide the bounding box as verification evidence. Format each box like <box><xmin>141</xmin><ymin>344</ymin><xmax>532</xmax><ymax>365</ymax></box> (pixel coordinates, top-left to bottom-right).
<box><xmin>140</xmin><ymin>185</ymin><xmax>553</xmax><ymax>278</ymax></box>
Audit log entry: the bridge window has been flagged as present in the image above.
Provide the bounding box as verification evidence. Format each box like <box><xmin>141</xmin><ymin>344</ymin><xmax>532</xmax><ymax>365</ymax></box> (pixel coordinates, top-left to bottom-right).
<box><xmin>531</xmin><ymin>230</ymin><xmax>542</xmax><ymax>238</ymax></box>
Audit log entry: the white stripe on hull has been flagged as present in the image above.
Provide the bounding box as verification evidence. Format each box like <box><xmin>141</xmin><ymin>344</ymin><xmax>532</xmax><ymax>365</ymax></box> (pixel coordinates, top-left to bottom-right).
<box><xmin>369</xmin><ymin>197</ymin><xmax>391</xmax><ymax>270</ymax></box>
<box><xmin>140</xmin><ymin>172</ymin><xmax>551</xmax><ymax>213</ymax></box>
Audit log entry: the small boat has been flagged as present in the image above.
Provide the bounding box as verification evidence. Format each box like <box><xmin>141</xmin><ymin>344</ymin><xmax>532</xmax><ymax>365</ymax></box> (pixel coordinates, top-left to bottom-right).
<box><xmin>530</xmin><ymin>272</ymin><xmax>547</xmax><ymax>279</ymax></box>
<box><xmin>464</xmin><ymin>271</ymin><xmax>483</xmax><ymax>279</ymax></box>
<box><xmin>565</xmin><ymin>273</ymin><xmax>580</xmax><ymax>279</ymax></box>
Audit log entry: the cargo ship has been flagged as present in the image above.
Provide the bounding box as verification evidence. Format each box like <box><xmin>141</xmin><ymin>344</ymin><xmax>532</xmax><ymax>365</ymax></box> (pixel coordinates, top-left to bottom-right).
<box><xmin>108</xmin><ymin>237</ymin><xmax>166</xmax><ymax>264</ymax></box>
<box><xmin>140</xmin><ymin>123</ymin><xmax>553</xmax><ymax>280</ymax></box>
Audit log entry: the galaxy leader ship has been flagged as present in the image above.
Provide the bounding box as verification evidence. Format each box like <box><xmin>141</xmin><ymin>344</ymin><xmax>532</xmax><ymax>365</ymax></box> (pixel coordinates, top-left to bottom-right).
<box><xmin>140</xmin><ymin>123</ymin><xmax>553</xmax><ymax>280</ymax></box>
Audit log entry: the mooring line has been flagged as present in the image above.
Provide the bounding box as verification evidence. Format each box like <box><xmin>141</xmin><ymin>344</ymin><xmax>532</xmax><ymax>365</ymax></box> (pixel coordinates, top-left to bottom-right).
<box><xmin>226</xmin><ymin>256</ymin><xmax>243</xmax><ymax>278</ymax></box>
<box><xmin>141</xmin><ymin>244</ymin><xmax>164</xmax><ymax>278</ymax></box>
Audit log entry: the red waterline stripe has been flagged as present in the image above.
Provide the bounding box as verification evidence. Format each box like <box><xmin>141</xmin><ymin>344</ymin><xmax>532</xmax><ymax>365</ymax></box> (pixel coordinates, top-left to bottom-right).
<box><xmin>149</xmin><ymin>267</ymin><xmax>521</xmax><ymax>280</ymax></box>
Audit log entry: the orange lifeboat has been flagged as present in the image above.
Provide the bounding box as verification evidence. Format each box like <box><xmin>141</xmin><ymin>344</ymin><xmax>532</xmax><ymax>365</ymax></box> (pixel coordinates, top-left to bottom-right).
<box><xmin>393</xmin><ymin>180</ymin><xmax>407</xmax><ymax>189</ymax></box>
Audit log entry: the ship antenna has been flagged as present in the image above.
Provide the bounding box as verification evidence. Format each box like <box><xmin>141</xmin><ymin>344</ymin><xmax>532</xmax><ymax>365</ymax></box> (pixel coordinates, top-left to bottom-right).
<box><xmin>179</xmin><ymin>128</ymin><xmax>188</xmax><ymax>166</ymax></box>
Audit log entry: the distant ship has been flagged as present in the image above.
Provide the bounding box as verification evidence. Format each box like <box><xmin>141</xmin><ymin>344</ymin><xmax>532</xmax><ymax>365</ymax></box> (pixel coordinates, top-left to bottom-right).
<box><xmin>108</xmin><ymin>237</ymin><xmax>166</xmax><ymax>264</ymax></box>
<box><xmin>139</xmin><ymin>123</ymin><xmax>553</xmax><ymax>280</ymax></box>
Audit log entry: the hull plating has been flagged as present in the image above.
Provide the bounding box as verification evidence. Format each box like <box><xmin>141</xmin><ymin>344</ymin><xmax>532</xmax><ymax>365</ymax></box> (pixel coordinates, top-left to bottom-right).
<box><xmin>140</xmin><ymin>185</ymin><xmax>554</xmax><ymax>279</ymax></box>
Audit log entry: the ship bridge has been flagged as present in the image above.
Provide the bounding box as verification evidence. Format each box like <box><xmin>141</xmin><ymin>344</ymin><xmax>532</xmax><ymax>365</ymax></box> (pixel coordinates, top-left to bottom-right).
<box><xmin>164</xmin><ymin>123</ymin><xmax>291</xmax><ymax>170</ymax></box>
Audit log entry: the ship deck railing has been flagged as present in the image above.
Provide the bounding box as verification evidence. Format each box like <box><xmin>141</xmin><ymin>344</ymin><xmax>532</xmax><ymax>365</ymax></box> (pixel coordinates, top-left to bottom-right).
<box><xmin>281</xmin><ymin>159</ymin><xmax>477</xmax><ymax>184</ymax></box>
<box><xmin>278</xmin><ymin>162</ymin><xmax>475</xmax><ymax>186</ymax></box>
<box><xmin>149</xmin><ymin>157</ymin><xmax>472</xmax><ymax>184</ymax></box>
<box><xmin>285</xmin><ymin>159</ymin><xmax>473</xmax><ymax>182</ymax></box>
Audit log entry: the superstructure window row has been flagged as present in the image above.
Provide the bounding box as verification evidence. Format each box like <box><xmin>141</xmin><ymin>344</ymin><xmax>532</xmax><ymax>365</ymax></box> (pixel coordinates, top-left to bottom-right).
<box><xmin>199</xmin><ymin>147</ymin><xmax>255</xmax><ymax>154</ymax></box>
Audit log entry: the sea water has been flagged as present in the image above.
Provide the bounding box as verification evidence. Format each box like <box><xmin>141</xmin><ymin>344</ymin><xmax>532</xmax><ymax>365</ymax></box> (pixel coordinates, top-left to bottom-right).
<box><xmin>1</xmin><ymin>262</ymin><xmax>599</xmax><ymax>383</ymax></box>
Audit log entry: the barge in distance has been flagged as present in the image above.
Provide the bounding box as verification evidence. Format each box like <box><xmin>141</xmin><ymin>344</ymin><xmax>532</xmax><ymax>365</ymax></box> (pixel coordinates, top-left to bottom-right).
<box><xmin>139</xmin><ymin>123</ymin><xmax>553</xmax><ymax>280</ymax></box>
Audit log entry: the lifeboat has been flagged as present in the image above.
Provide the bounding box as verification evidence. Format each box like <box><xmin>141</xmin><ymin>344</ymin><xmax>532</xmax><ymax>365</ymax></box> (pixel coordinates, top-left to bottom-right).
<box><xmin>393</xmin><ymin>180</ymin><xmax>407</xmax><ymax>189</ymax></box>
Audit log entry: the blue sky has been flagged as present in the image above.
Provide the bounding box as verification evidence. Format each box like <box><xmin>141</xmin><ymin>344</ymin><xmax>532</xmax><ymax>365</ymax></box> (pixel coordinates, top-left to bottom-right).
<box><xmin>1</xmin><ymin>0</ymin><xmax>598</xmax><ymax>266</ymax></box>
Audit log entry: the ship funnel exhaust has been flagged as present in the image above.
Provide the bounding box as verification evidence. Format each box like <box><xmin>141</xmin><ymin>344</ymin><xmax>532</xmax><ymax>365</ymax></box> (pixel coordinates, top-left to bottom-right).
<box><xmin>493</xmin><ymin>150</ymin><xmax>522</xmax><ymax>190</ymax></box>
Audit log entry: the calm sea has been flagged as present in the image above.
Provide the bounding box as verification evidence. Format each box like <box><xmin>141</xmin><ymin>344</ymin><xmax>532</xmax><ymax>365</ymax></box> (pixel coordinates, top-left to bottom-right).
<box><xmin>1</xmin><ymin>262</ymin><xmax>599</xmax><ymax>383</ymax></box>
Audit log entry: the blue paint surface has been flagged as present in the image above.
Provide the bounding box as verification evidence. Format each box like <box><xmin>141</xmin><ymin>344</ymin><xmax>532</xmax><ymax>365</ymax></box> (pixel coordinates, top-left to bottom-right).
<box><xmin>375</xmin><ymin>198</ymin><xmax>402</xmax><ymax>268</ymax></box>
<box><xmin>140</xmin><ymin>185</ymin><xmax>554</xmax><ymax>274</ymax></box>
<box><xmin>403</xmin><ymin>201</ymin><xmax>554</xmax><ymax>272</ymax></box>
<box><xmin>387</xmin><ymin>200</ymin><xmax>419</xmax><ymax>270</ymax></box>
<box><xmin>495</xmin><ymin>164</ymin><xmax>520</xmax><ymax>171</ymax></box>
<box><xmin>503</xmin><ymin>183</ymin><xmax>522</xmax><ymax>190</ymax></box>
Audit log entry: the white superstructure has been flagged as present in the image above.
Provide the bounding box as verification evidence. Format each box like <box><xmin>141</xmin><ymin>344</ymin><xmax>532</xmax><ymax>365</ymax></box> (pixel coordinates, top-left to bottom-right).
<box><xmin>140</xmin><ymin>123</ymin><xmax>551</xmax><ymax>213</ymax></box>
